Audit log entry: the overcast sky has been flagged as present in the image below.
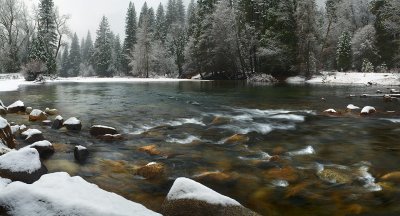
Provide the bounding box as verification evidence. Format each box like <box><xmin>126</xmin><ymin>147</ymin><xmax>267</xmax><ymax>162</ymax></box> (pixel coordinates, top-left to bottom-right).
<box><xmin>23</xmin><ymin>0</ymin><xmax>325</xmax><ymax>41</ymax></box>
<box><xmin>23</xmin><ymin>0</ymin><xmax>190</xmax><ymax>40</ymax></box>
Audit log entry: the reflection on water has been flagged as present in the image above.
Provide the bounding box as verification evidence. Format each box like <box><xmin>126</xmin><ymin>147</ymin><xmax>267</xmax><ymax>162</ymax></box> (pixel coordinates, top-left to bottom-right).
<box><xmin>1</xmin><ymin>81</ymin><xmax>400</xmax><ymax>215</ymax></box>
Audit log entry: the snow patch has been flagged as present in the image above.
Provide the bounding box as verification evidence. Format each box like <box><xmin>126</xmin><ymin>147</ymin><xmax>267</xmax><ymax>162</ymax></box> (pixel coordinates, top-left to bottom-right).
<box><xmin>21</xmin><ymin>129</ymin><xmax>42</xmax><ymax>139</ymax></box>
<box><xmin>347</xmin><ymin>104</ymin><xmax>360</xmax><ymax>110</ymax></box>
<box><xmin>0</xmin><ymin>172</ymin><xmax>161</xmax><ymax>216</ymax></box>
<box><xmin>167</xmin><ymin>177</ymin><xmax>241</xmax><ymax>206</ymax></box>
<box><xmin>26</xmin><ymin>140</ymin><xmax>52</xmax><ymax>148</ymax></box>
<box><xmin>0</xmin><ymin>117</ymin><xmax>9</xmax><ymax>128</ymax></box>
<box><xmin>0</xmin><ymin>148</ymin><xmax>42</xmax><ymax>173</ymax></box>
<box><xmin>75</xmin><ymin>145</ymin><xmax>87</xmax><ymax>151</ymax></box>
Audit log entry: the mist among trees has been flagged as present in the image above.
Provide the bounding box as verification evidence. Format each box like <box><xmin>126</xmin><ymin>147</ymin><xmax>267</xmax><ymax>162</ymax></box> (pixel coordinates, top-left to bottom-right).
<box><xmin>0</xmin><ymin>0</ymin><xmax>399</xmax><ymax>80</ymax></box>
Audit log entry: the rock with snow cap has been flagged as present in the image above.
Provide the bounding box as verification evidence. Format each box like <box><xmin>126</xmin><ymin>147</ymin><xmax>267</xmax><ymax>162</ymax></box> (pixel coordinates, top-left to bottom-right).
<box><xmin>0</xmin><ymin>117</ymin><xmax>16</xmax><ymax>149</ymax></box>
<box><xmin>63</xmin><ymin>117</ymin><xmax>82</xmax><ymax>131</ymax></box>
<box><xmin>52</xmin><ymin>115</ymin><xmax>64</xmax><ymax>130</ymax></box>
<box><xmin>25</xmin><ymin>140</ymin><xmax>55</xmax><ymax>159</ymax></box>
<box><xmin>29</xmin><ymin>109</ymin><xmax>48</xmax><ymax>122</ymax></box>
<box><xmin>74</xmin><ymin>145</ymin><xmax>89</xmax><ymax>163</ymax></box>
<box><xmin>25</xmin><ymin>107</ymin><xmax>33</xmax><ymax>114</ymax></box>
<box><xmin>0</xmin><ymin>172</ymin><xmax>161</xmax><ymax>216</ymax></box>
<box><xmin>90</xmin><ymin>125</ymin><xmax>118</xmax><ymax>137</ymax></box>
<box><xmin>21</xmin><ymin>129</ymin><xmax>45</xmax><ymax>144</ymax></box>
<box><xmin>346</xmin><ymin>104</ymin><xmax>360</xmax><ymax>110</ymax></box>
<box><xmin>0</xmin><ymin>148</ymin><xmax>47</xmax><ymax>183</ymax></box>
<box><xmin>361</xmin><ymin>106</ymin><xmax>376</xmax><ymax>115</ymax></box>
<box><xmin>323</xmin><ymin>109</ymin><xmax>337</xmax><ymax>114</ymax></box>
<box><xmin>161</xmin><ymin>177</ymin><xmax>260</xmax><ymax>216</ymax></box>
<box><xmin>7</xmin><ymin>100</ymin><xmax>25</xmax><ymax>113</ymax></box>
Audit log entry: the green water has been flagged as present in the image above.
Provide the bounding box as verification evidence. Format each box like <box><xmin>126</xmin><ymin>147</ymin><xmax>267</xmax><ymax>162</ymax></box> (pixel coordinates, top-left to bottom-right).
<box><xmin>1</xmin><ymin>81</ymin><xmax>400</xmax><ymax>215</ymax></box>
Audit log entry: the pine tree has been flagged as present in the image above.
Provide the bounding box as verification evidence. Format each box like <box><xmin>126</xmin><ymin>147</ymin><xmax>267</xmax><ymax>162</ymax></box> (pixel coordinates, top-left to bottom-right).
<box><xmin>37</xmin><ymin>0</ymin><xmax>58</xmax><ymax>74</ymax></box>
<box><xmin>176</xmin><ymin>0</ymin><xmax>185</xmax><ymax>26</ymax></box>
<box><xmin>69</xmin><ymin>33</ymin><xmax>81</xmax><ymax>76</ymax></box>
<box><xmin>93</xmin><ymin>16</ymin><xmax>113</xmax><ymax>77</ymax></box>
<box><xmin>82</xmin><ymin>31</ymin><xmax>94</xmax><ymax>64</ymax></box>
<box><xmin>336</xmin><ymin>31</ymin><xmax>352</xmax><ymax>71</ymax></box>
<box><xmin>155</xmin><ymin>3</ymin><xmax>167</xmax><ymax>43</ymax></box>
<box><xmin>122</xmin><ymin>2</ymin><xmax>137</xmax><ymax>74</ymax></box>
<box><xmin>110</xmin><ymin>34</ymin><xmax>123</xmax><ymax>75</ymax></box>
<box><xmin>186</xmin><ymin>0</ymin><xmax>197</xmax><ymax>38</ymax></box>
<box><xmin>138</xmin><ymin>2</ymin><xmax>149</xmax><ymax>29</ymax></box>
<box><xmin>60</xmin><ymin>44</ymin><xmax>70</xmax><ymax>77</ymax></box>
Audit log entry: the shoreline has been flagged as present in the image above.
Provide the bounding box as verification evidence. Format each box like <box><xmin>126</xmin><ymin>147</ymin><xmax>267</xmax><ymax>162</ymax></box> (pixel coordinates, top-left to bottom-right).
<box><xmin>286</xmin><ymin>72</ymin><xmax>400</xmax><ymax>86</ymax></box>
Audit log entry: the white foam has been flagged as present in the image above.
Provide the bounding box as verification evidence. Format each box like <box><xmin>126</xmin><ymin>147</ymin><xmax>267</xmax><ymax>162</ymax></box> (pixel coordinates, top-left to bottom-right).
<box><xmin>166</xmin><ymin>135</ymin><xmax>201</xmax><ymax>144</ymax></box>
<box><xmin>288</xmin><ymin>146</ymin><xmax>315</xmax><ymax>156</ymax></box>
<box><xmin>271</xmin><ymin>180</ymin><xmax>289</xmax><ymax>187</ymax></box>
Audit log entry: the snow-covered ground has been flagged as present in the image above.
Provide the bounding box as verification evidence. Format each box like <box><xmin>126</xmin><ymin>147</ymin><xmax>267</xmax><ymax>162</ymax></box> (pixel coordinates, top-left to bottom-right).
<box><xmin>0</xmin><ymin>73</ymin><xmax>208</xmax><ymax>92</ymax></box>
<box><xmin>287</xmin><ymin>72</ymin><xmax>400</xmax><ymax>86</ymax></box>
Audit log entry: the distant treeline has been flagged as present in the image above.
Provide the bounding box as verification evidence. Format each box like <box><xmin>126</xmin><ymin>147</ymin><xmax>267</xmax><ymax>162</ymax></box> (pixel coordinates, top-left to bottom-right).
<box><xmin>0</xmin><ymin>0</ymin><xmax>399</xmax><ymax>79</ymax></box>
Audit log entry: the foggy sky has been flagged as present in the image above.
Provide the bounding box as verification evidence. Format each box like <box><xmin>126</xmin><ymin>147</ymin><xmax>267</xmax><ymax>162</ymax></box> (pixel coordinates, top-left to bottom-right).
<box><xmin>24</xmin><ymin>0</ymin><xmax>190</xmax><ymax>40</ymax></box>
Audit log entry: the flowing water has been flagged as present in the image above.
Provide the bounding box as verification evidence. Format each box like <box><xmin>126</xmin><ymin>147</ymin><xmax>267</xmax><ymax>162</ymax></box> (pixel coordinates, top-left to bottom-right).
<box><xmin>1</xmin><ymin>81</ymin><xmax>400</xmax><ymax>215</ymax></box>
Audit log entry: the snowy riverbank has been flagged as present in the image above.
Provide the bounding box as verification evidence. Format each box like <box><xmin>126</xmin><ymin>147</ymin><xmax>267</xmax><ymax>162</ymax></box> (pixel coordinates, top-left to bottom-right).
<box><xmin>0</xmin><ymin>73</ymin><xmax>206</xmax><ymax>92</ymax></box>
<box><xmin>286</xmin><ymin>72</ymin><xmax>400</xmax><ymax>86</ymax></box>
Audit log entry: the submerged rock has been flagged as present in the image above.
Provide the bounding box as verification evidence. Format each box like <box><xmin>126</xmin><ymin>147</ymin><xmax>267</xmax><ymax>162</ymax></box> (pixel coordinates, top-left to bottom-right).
<box><xmin>98</xmin><ymin>134</ymin><xmax>123</xmax><ymax>141</ymax></box>
<box><xmin>7</xmin><ymin>100</ymin><xmax>25</xmax><ymax>114</ymax></box>
<box><xmin>0</xmin><ymin>117</ymin><xmax>16</xmax><ymax>149</ymax></box>
<box><xmin>45</xmin><ymin>108</ymin><xmax>58</xmax><ymax>116</ymax></box>
<box><xmin>264</xmin><ymin>167</ymin><xmax>299</xmax><ymax>183</ymax></box>
<box><xmin>90</xmin><ymin>125</ymin><xmax>118</xmax><ymax>137</ymax></box>
<box><xmin>318</xmin><ymin>168</ymin><xmax>352</xmax><ymax>184</ymax></box>
<box><xmin>224</xmin><ymin>134</ymin><xmax>249</xmax><ymax>144</ymax></box>
<box><xmin>29</xmin><ymin>109</ymin><xmax>48</xmax><ymax>122</ymax></box>
<box><xmin>21</xmin><ymin>129</ymin><xmax>45</xmax><ymax>144</ymax></box>
<box><xmin>63</xmin><ymin>117</ymin><xmax>82</xmax><ymax>131</ymax></box>
<box><xmin>380</xmin><ymin>171</ymin><xmax>400</xmax><ymax>183</ymax></box>
<box><xmin>26</xmin><ymin>140</ymin><xmax>55</xmax><ymax>159</ymax></box>
<box><xmin>74</xmin><ymin>145</ymin><xmax>89</xmax><ymax>163</ymax></box>
<box><xmin>52</xmin><ymin>115</ymin><xmax>64</xmax><ymax>130</ymax></box>
<box><xmin>211</xmin><ymin>116</ymin><xmax>231</xmax><ymax>125</ymax></box>
<box><xmin>136</xmin><ymin>162</ymin><xmax>165</xmax><ymax>179</ymax></box>
<box><xmin>161</xmin><ymin>177</ymin><xmax>260</xmax><ymax>216</ymax></box>
<box><xmin>0</xmin><ymin>148</ymin><xmax>47</xmax><ymax>183</ymax></box>
<box><xmin>138</xmin><ymin>145</ymin><xmax>161</xmax><ymax>156</ymax></box>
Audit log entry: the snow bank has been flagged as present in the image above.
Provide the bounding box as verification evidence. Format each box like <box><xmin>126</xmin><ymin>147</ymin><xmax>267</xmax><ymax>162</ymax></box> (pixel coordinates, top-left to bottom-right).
<box><xmin>0</xmin><ymin>172</ymin><xmax>161</xmax><ymax>216</ymax></box>
<box><xmin>167</xmin><ymin>177</ymin><xmax>240</xmax><ymax>206</ymax></box>
<box><xmin>0</xmin><ymin>117</ymin><xmax>8</xmax><ymax>128</ymax></box>
<box><xmin>0</xmin><ymin>177</ymin><xmax>11</xmax><ymax>189</ymax></box>
<box><xmin>0</xmin><ymin>148</ymin><xmax>41</xmax><ymax>173</ymax></box>
<box><xmin>287</xmin><ymin>72</ymin><xmax>400</xmax><ymax>86</ymax></box>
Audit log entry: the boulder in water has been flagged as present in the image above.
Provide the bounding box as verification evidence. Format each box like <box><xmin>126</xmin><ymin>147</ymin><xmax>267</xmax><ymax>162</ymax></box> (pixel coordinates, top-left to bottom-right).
<box><xmin>52</xmin><ymin>115</ymin><xmax>64</xmax><ymax>130</ymax></box>
<box><xmin>0</xmin><ymin>148</ymin><xmax>48</xmax><ymax>183</ymax></box>
<box><xmin>21</xmin><ymin>129</ymin><xmax>45</xmax><ymax>144</ymax></box>
<box><xmin>29</xmin><ymin>109</ymin><xmax>48</xmax><ymax>122</ymax></box>
<box><xmin>0</xmin><ymin>106</ymin><xmax>6</xmax><ymax>116</ymax></box>
<box><xmin>63</xmin><ymin>117</ymin><xmax>82</xmax><ymax>131</ymax></box>
<box><xmin>138</xmin><ymin>145</ymin><xmax>161</xmax><ymax>156</ymax></box>
<box><xmin>98</xmin><ymin>134</ymin><xmax>123</xmax><ymax>141</ymax></box>
<box><xmin>360</xmin><ymin>106</ymin><xmax>376</xmax><ymax>115</ymax></box>
<box><xmin>25</xmin><ymin>107</ymin><xmax>33</xmax><ymax>114</ymax></box>
<box><xmin>74</xmin><ymin>145</ymin><xmax>89</xmax><ymax>163</ymax></box>
<box><xmin>135</xmin><ymin>162</ymin><xmax>165</xmax><ymax>179</ymax></box>
<box><xmin>224</xmin><ymin>134</ymin><xmax>249</xmax><ymax>144</ymax></box>
<box><xmin>7</xmin><ymin>100</ymin><xmax>25</xmax><ymax>114</ymax></box>
<box><xmin>318</xmin><ymin>168</ymin><xmax>352</xmax><ymax>184</ymax></box>
<box><xmin>45</xmin><ymin>108</ymin><xmax>58</xmax><ymax>116</ymax></box>
<box><xmin>90</xmin><ymin>125</ymin><xmax>118</xmax><ymax>137</ymax></box>
<box><xmin>0</xmin><ymin>117</ymin><xmax>16</xmax><ymax>149</ymax></box>
<box><xmin>25</xmin><ymin>140</ymin><xmax>55</xmax><ymax>159</ymax></box>
<box><xmin>161</xmin><ymin>177</ymin><xmax>260</xmax><ymax>216</ymax></box>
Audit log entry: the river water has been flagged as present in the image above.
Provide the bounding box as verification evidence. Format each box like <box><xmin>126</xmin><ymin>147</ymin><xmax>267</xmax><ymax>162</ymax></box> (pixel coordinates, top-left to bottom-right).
<box><xmin>1</xmin><ymin>81</ymin><xmax>400</xmax><ymax>215</ymax></box>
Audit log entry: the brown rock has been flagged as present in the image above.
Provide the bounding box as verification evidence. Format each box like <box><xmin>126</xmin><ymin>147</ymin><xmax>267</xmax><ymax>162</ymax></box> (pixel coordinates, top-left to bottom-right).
<box><xmin>136</xmin><ymin>162</ymin><xmax>165</xmax><ymax>179</ymax></box>
<box><xmin>0</xmin><ymin>117</ymin><xmax>16</xmax><ymax>149</ymax></box>
<box><xmin>318</xmin><ymin>169</ymin><xmax>352</xmax><ymax>184</ymax></box>
<box><xmin>264</xmin><ymin>167</ymin><xmax>299</xmax><ymax>183</ymax></box>
<box><xmin>29</xmin><ymin>109</ymin><xmax>48</xmax><ymax>122</ymax></box>
<box><xmin>381</xmin><ymin>171</ymin><xmax>400</xmax><ymax>183</ymax></box>
<box><xmin>194</xmin><ymin>171</ymin><xmax>232</xmax><ymax>182</ymax></box>
<box><xmin>0</xmin><ymin>106</ymin><xmax>6</xmax><ymax>116</ymax></box>
<box><xmin>138</xmin><ymin>145</ymin><xmax>161</xmax><ymax>156</ymax></box>
<box><xmin>224</xmin><ymin>134</ymin><xmax>249</xmax><ymax>144</ymax></box>
<box><xmin>211</xmin><ymin>116</ymin><xmax>231</xmax><ymax>125</ymax></box>
<box><xmin>45</xmin><ymin>108</ymin><xmax>58</xmax><ymax>115</ymax></box>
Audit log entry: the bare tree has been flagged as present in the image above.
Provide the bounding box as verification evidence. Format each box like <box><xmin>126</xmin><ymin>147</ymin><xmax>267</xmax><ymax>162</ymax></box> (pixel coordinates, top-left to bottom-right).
<box><xmin>54</xmin><ymin>7</ymin><xmax>71</xmax><ymax>59</ymax></box>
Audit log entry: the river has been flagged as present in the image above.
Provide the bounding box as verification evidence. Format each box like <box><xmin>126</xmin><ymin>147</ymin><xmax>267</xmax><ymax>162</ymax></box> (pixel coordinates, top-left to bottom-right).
<box><xmin>1</xmin><ymin>81</ymin><xmax>400</xmax><ymax>215</ymax></box>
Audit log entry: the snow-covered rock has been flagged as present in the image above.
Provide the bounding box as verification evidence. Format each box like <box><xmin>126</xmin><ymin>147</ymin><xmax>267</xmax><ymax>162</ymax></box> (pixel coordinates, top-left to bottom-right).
<box><xmin>7</xmin><ymin>100</ymin><xmax>25</xmax><ymax>113</ymax></box>
<box><xmin>29</xmin><ymin>109</ymin><xmax>48</xmax><ymax>122</ymax></box>
<box><xmin>21</xmin><ymin>129</ymin><xmax>45</xmax><ymax>144</ymax></box>
<box><xmin>323</xmin><ymin>109</ymin><xmax>337</xmax><ymax>114</ymax></box>
<box><xmin>74</xmin><ymin>145</ymin><xmax>89</xmax><ymax>163</ymax></box>
<box><xmin>0</xmin><ymin>106</ymin><xmax>6</xmax><ymax>115</ymax></box>
<box><xmin>64</xmin><ymin>117</ymin><xmax>82</xmax><ymax>131</ymax></box>
<box><xmin>0</xmin><ymin>172</ymin><xmax>161</xmax><ymax>216</ymax></box>
<box><xmin>25</xmin><ymin>107</ymin><xmax>33</xmax><ymax>114</ymax></box>
<box><xmin>161</xmin><ymin>177</ymin><xmax>259</xmax><ymax>216</ymax></box>
<box><xmin>0</xmin><ymin>148</ymin><xmax>47</xmax><ymax>183</ymax></box>
<box><xmin>347</xmin><ymin>104</ymin><xmax>360</xmax><ymax>110</ymax></box>
<box><xmin>52</xmin><ymin>115</ymin><xmax>64</xmax><ymax>130</ymax></box>
<box><xmin>361</xmin><ymin>106</ymin><xmax>376</xmax><ymax>115</ymax></box>
<box><xmin>90</xmin><ymin>125</ymin><xmax>118</xmax><ymax>137</ymax></box>
<box><xmin>0</xmin><ymin>117</ymin><xmax>16</xmax><ymax>149</ymax></box>
<box><xmin>25</xmin><ymin>140</ymin><xmax>55</xmax><ymax>159</ymax></box>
